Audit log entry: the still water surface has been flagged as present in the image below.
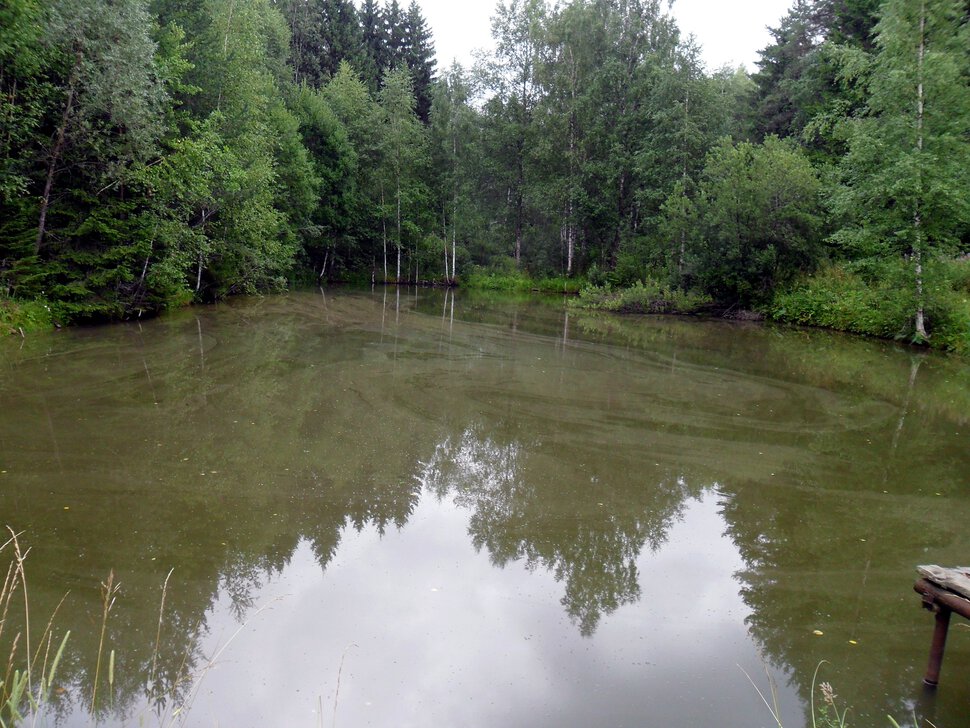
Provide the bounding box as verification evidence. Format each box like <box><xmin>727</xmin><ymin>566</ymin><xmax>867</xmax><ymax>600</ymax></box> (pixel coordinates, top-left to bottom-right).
<box><xmin>0</xmin><ymin>288</ymin><xmax>968</xmax><ymax>727</ymax></box>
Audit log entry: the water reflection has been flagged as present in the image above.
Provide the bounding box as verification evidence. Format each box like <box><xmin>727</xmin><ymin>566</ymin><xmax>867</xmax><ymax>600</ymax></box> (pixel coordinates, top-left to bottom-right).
<box><xmin>0</xmin><ymin>288</ymin><xmax>967</xmax><ymax>727</ymax></box>
<box><xmin>418</xmin><ymin>423</ymin><xmax>700</xmax><ymax>635</ymax></box>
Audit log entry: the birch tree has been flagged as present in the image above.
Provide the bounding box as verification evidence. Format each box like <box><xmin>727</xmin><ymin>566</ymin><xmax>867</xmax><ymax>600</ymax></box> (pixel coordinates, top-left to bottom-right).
<box><xmin>379</xmin><ymin>67</ymin><xmax>426</xmax><ymax>282</ymax></box>
<box><xmin>830</xmin><ymin>0</ymin><xmax>970</xmax><ymax>341</ymax></box>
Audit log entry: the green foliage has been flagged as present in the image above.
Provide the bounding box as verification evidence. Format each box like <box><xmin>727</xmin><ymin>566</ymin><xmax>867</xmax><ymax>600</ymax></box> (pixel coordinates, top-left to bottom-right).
<box><xmin>688</xmin><ymin>136</ymin><xmax>824</xmax><ymax>305</ymax></box>
<box><xmin>461</xmin><ymin>264</ymin><xmax>583</xmax><ymax>294</ymax></box>
<box><xmin>0</xmin><ymin>0</ymin><xmax>965</xmax><ymax>357</ymax></box>
<box><xmin>573</xmin><ymin>279</ymin><xmax>712</xmax><ymax>314</ymax></box>
<box><xmin>770</xmin><ymin>260</ymin><xmax>970</xmax><ymax>353</ymax></box>
<box><xmin>830</xmin><ymin>0</ymin><xmax>970</xmax><ymax>261</ymax></box>
<box><xmin>0</xmin><ymin>297</ymin><xmax>54</xmax><ymax>334</ymax></box>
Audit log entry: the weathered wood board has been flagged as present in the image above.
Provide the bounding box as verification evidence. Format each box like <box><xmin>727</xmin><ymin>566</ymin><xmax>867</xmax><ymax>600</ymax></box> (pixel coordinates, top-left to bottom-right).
<box><xmin>917</xmin><ymin>565</ymin><xmax>970</xmax><ymax>600</ymax></box>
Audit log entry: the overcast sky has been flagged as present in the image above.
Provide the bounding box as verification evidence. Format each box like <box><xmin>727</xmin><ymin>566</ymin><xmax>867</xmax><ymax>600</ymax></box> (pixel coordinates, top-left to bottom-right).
<box><xmin>417</xmin><ymin>0</ymin><xmax>794</xmax><ymax>73</ymax></box>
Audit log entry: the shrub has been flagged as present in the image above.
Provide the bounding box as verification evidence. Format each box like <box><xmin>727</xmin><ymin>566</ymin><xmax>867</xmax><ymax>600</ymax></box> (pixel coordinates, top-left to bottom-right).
<box><xmin>573</xmin><ymin>279</ymin><xmax>712</xmax><ymax>314</ymax></box>
<box><xmin>770</xmin><ymin>260</ymin><xmax>970</xmax><ymax>354</ymax></box>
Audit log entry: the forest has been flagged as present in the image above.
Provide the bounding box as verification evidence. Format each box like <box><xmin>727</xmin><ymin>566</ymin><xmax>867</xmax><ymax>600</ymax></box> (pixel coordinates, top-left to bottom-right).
<box><xmin>0</xmin><ymin>0</ymin><xmax>968</xmax><ymax>351</ymax></box>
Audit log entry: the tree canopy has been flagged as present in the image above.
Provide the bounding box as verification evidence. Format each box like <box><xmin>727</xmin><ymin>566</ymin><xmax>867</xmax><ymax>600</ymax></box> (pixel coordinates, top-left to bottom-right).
<box><xmin>0</xmin><ymin>0</ymin><xmax>967</xmax><ymax>349</ymax></box>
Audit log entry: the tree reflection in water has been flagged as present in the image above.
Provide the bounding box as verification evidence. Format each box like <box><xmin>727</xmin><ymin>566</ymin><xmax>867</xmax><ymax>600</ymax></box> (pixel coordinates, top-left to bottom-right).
<box><xmin>417</xmin><ymin>421</ymin><xmax>701</xmax><ymax>635</ymax></box>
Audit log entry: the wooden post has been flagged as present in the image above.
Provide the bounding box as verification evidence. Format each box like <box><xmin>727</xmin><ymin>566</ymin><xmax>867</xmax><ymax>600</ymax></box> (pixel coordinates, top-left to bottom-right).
<box><xmin>924</xmin><ymin>606</ymin><xmax>951</xmax><ymax>687</ymax></box>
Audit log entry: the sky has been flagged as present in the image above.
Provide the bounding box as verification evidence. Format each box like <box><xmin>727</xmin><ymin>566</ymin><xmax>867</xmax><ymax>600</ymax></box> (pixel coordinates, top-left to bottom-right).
<box><xmin>417</xmin><ymin>0</ymin><xmax>794</xmax><ymax>73</ymax></box>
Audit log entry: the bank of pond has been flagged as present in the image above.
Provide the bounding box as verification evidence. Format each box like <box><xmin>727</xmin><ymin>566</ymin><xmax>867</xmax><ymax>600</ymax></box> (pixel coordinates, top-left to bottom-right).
<box><xmin>4</xmin><ymin>257</ymin><xmax>969</xmax><ymax>358</ymax></box>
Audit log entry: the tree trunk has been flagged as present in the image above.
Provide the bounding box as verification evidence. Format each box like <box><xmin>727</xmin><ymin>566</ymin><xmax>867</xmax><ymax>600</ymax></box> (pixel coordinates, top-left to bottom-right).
<box><xmin>36</xmin><ymin>53</ymin><xmax>82</xmax><ymax>255</ymax></box>
<box><xmin>452</xmin><ymin>134</ymin><xmax>458</xmax><ymax>284</ymax></box>
<box><xmin>396</xmin><ymin>175</ymin><xmax>402</xmax><ymax>282</ymax></box>
<box><xmin>442</xmin><ymin>203</ymin><xmax>449</xmax><ymax>284</ymax></box>
<box><xmin>913</xmin><ymin>0</ymin><xmax>928</xmax><ymax>340</ymax></box>
<box><xmin>381</xmin><ymin>182</ymin><xmax>388</xmax><ymax>282</ymax></box>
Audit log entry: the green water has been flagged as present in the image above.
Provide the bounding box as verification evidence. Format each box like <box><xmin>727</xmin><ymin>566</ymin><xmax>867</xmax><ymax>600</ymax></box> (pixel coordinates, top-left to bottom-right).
<box><xmin>0</xmin><ymin>288</ymin><xmax>968</xmax><ymax>727</ymax></box>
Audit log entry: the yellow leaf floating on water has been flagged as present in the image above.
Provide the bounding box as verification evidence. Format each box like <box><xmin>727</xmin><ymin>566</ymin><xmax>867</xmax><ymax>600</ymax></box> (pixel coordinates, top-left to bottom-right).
<box><xmin>813</xmin><ymin>630</ymin><xmax>824</xmax><ymax>636</ymax></box>
<box><xmin>849</xmin><ymin>640</ymin><xmax>858</xmax><ymax>645</ymax></box>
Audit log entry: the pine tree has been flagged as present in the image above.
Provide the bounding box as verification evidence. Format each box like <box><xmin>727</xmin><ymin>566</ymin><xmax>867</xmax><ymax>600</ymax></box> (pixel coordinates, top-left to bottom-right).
<box><xmin>751</xmin><ymin>0</ymin><xmax>827</xmax><ymax>141</ymax></box>
<box><xmin>319</xmin><ymin>0</ymin><xmax>363</xmax><ymax>81</ymax></box>
<box><xmin>384</xmin><ymin>0</ymin><xmax>407</xmax><ymax>70</ymax></box>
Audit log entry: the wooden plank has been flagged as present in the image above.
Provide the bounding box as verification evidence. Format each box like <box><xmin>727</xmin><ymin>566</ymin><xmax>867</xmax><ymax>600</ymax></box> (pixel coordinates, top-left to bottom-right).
<box><xmin>914</xmin><ymin>578</ymin><xmax>970</xmax><ymax>620</ymax></box>
<box><xmin>917</xmin><ymin>564</ymin><xmax>970</xmax><ymax>600</ymax></box>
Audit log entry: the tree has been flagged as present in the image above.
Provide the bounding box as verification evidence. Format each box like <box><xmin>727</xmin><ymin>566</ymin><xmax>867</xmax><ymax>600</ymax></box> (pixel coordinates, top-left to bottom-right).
<box><xmin>751</xmin><ymin>0</ymin><xmax>827</xmax><ymax>141</ymax></box>
<box><xmin>429</xmin><ymin>63</ymin><xmax>480</xmax><ymax>283</ymax></box>
<box><xmin>403</xmin><ymin>0</ymin><xmax>436</xmax><ymax>123</ymax></box>
<box><xmin>830</xmin><ymin>0</ymin><xmax>970</xmax><ymax>340</ymax></box>
<box><xmin>286</xmin><ymin>84</ymin><xmax>356</xmax><ymax>279</ymax></box>
<box><xmin>358</xmin><ymin>0</ymin><xmax>385</xmax><ymax>91</ymax></box>
<box><xmin>482</xmin><ymin>0</ymin><xmax>546</xmax><ymax>267</ymax></box>
<box><xmin>378</xmin><ymin>66</ymin><xmax>427</xmax><ymax>282</ymax></box>
<box><xmin>690</xmin><ymin>137</ymin><xmax>823</xmax><ymax>305</ymax></box>
<box><xmin>323</xmin><ymin>62</ymin><xmax>384</xmax><ymax>275</ymax></box>
<box><xmin>0</xmin><ymin>0</ymin><xmax>49</xmax><ymax>204</ymax></box>
<box><xmin>34</xmin><ymin>0</ymin><xmax>166</xmax><ymax>256</ymax></box>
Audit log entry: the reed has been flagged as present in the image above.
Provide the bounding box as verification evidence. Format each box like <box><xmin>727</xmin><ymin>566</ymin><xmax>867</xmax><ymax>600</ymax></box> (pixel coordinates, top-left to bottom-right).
<box><xmin>744</xmin><ymin>660</ymin><xmax>936</xmax><ymax>728</ymax></box>
<box><xmin>0</xmin><ymin>529</ymin><xmax>70</xmax><ymax>727</ymax></box>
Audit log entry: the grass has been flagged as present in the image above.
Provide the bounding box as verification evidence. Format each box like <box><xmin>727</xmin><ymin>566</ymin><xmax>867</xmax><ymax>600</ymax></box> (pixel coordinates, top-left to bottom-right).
<box><xmin>744</xmin><ymin>660</ymin><xmax>936</xmax><ymax>728</ymax></box>
<box><xmin>1</xmin><ymin>529</ymin><xmax>70</xmax><ymax>728</ymax></box>
<box><xmin>0</xmin><ymin>529</ymin><xmax>289</xmax><ymax>728</ymax></box>
<box><xmin>0</xmin><ymin>299</ymin><xmax>54</xmax><ymax>336</ymax></box>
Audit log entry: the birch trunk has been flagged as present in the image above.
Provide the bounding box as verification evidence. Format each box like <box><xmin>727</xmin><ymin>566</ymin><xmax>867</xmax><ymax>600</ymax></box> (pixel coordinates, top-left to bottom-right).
<box><xmin>396</xmin><ymin>176</ymin><xmax>402</xmax><ymax>282</ymax></box>
<box><xmin>380</xmin><ymin>182</ymin><xmax>388</xmax><ymax>282</ymax></box>
<box><xmin>913</xmin><ymin>0</ymin><xmax>928</xmax><ymax>340</ymax></box>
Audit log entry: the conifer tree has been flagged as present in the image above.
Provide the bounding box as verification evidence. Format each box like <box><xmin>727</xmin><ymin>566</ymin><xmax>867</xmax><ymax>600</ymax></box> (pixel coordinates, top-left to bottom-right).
<box><xmin>403</xmin><ymin>0</ymin><xmax>436</xmax><ymax>123</ymax></box>
<box><xmin>358</xmin><ymin>0</ymin><xmax>384</xmax><ymax>91</ymax></box>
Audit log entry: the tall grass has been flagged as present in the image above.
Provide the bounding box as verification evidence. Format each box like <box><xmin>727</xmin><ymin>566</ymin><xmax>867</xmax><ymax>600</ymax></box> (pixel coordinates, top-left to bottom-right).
<box><xmin>1</xmin><ymin>529</ymin><xmax>70</xmax><ymax>727</ymax></box>
<box><xmin>0</xmin><ymin>531</ymin><xmax>181</xmax><ymax>727</ymax></box>
<box><xmin>1</xmin><ymin>530</ymin><xmax>287</xmax><ymax>727</ymax></box>
<box><xmin>744</xmin><ymin>660</ymin><xmax>935</xmax><ymax>728</ymax></box>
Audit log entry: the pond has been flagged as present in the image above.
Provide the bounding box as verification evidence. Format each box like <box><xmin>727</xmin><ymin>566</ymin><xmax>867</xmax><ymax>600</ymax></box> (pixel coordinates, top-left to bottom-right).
<box><xmin>0</xmin><ymin>288</ymin><xmax>968</xmax><ymax>727</ymax></box>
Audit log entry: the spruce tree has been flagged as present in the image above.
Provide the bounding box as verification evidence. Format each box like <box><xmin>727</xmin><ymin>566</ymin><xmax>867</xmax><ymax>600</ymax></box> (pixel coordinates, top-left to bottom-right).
<box><xmin>403</xmin><ymin>0</ymin><xmax>436</xmax><ymax>123</ymax></box>
<box><xmin>358</xmin><ymin>0</ymin><xmax>384</xmax><ymax>91</ymax></box>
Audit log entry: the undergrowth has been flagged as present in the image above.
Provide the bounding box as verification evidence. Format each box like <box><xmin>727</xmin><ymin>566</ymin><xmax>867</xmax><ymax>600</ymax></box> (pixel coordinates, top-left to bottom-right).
<box><xmin>770</xmin><ymin>259</ymin><xmax>970</xmax><ymax>354</ymax></box>
<box><xmin>0</xmin><ymin>298</ymin><xmax>54</xmax><ymax>335</ymax></box>
<box><xmin>571</xmin><ymin>278</ymin><xmax>712</xmax><ymax>314</ymax></box>
<box><xmin>460</xmin><ymin>266</ymin><xmax>583</xmax><ymax>294</ymax></box>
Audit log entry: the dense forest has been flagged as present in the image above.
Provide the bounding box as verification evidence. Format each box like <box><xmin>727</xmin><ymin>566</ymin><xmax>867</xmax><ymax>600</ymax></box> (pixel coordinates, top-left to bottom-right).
<box><xmin>0</xmin><ymin>0</ymin><xmax>968</xmax><ymax>350</ymax></box>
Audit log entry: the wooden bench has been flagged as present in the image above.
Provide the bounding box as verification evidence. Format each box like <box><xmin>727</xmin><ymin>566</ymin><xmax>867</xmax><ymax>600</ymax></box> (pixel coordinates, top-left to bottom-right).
<box><xmin>914</xmin><ymin>565</ymin><xmax>970</xmax><ymax>686</ymax></box>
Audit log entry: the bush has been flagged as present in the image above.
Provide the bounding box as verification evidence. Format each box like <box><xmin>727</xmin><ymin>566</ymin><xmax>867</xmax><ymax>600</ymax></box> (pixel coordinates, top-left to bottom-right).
<box><xmin>573</xmin><ymin>279</ymin><xmax>712</xmax><ymax>314</ymax></box>
<box><xmin>770</xmin><ymin>260</ymin><xmax>970</xmax><ymax>354</ymax></box>
<box><xmin>461</xmin><ymin>264</ymin><xmax>583</xmax><ymax>294</ymax></box>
